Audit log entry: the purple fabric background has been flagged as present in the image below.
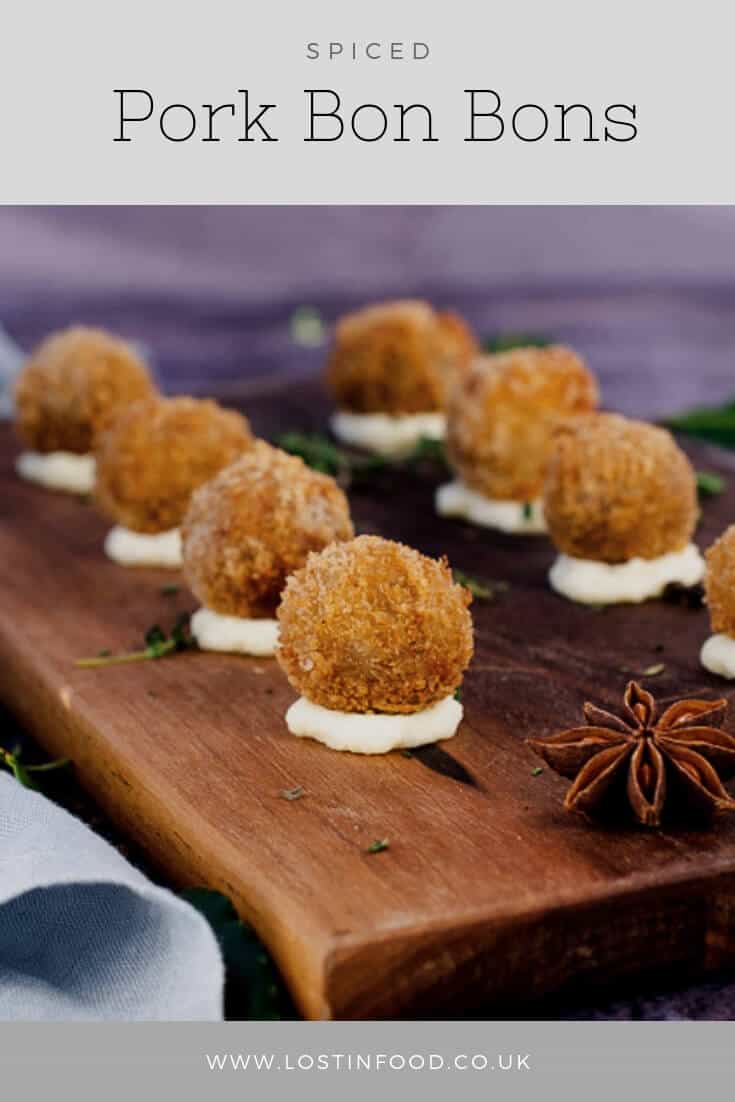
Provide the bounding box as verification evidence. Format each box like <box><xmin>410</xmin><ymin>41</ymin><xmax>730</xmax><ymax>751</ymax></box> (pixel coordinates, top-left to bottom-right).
<box><xmin>2</xmin><ymin>206</ymin><xmax>735</xmax><ymax>1020</ymax></box>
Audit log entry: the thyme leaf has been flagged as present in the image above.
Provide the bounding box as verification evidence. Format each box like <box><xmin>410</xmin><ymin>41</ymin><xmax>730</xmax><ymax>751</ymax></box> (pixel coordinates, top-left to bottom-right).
<box><xmin>1</xmin><ymin>746</ymin><xmax>70</xmax><ymax>790</ymax></box>
<box><xmin>366</xmin><ymin>839</ymin><xmax>390</xmax><ymax>854</ymax></box>
<box><xmin>276</xmin><ymin>432</ymin><xmax>346</xmax><ymax>477</ymax></box>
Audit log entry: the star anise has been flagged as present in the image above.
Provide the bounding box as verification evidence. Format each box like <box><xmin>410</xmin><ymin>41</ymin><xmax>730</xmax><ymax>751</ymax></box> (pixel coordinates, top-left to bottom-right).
<box><xmin>528</xmin><ymin>681</ymin><xmax>735</xmax><ymax>827</ymax></box>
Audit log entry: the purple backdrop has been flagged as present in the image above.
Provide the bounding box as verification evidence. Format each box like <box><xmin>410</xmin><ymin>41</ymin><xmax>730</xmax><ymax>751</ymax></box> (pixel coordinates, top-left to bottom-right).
<box><xmin>2</xmin><ymin>206</ymin><xmax>735</xmax><ymax>1020</ymax></box>
<box><xmin>1</xmin><ymin>207</ymin><xmax>735</xmax><ymax>419</ymax></box>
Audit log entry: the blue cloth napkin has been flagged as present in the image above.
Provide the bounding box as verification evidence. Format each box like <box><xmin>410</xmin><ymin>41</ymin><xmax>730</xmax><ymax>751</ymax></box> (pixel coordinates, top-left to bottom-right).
<box><xmin>0</xmin><ymin>774</ymin><xmax>223</xmax><ymax>1020</ymax></box>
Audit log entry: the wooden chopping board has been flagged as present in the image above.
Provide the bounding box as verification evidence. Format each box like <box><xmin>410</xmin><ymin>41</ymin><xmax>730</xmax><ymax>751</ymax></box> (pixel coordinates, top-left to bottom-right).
<box><xmin>3</xmin><ymin>372</ymin><xmax>735</xmax><ymax>1020</ymax></box>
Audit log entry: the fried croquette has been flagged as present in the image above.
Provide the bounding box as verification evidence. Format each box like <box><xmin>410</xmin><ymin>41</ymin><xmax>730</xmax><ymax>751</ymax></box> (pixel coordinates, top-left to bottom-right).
<box><xmin>544</xmin><ymin>413</ymin><xmax>699</xmax><ymax>563</ymax></box>
<box><xmin>277</xmin><ymin>535</ymin><xmax>474</xmax><ymax>714</ymax></box>
<box><xmin>95</xmin><ymin>396</ymin><xmax>254</xmax><ymax>533</ymax></box>
<box><xmin>445</xmin><ymin>345</ymin><xmax>598</xmax><ymax>501</ymax></box>
<box><xmin>14</xmin><ymin>326</ymin><xmax>156</xmax><ymax>454</ymax></box>
<box><xmin>182</xmin><ymin>441</ymin><xmax>354</xmax><ymax>618</ymax></box>
<box><xmin>704</xmin><ymin>527</ymin><xmax>735</xmax><ymax>636</ymax></box>
<box><xmin>325</xmin><ymin>300</ymin><xmax>476</xmax><ymax>415</ymax></box>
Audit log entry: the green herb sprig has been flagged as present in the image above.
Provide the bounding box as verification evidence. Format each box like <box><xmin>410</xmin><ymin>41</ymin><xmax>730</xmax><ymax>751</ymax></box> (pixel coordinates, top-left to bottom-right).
<box><xmin>483</xmin><ymin>333</ymin><xmax>552</xmax><ymax>354</ymax></box>
<box><xmin>182</xmin><ymin>888</ymin><xmax>289</xmax><ymax>1019</ymax></box>
<box><xmin>277</xmin><ymin>431</ymin><xmax>448</xmax><ymax>487</ymax></box>
<box><xmin>75</xmin><ymin>613</ymin><xmax>194</xmax><ymax>669</ymax></box>
<box><xmin>665</xmin><ymin>400</ymin><xmax>735</xmax><ymax>449</ymax></box>
<box><xmin>0</xmin><ymin>745</ymin><xmax>70</xmax><ymax>790</ymax></box>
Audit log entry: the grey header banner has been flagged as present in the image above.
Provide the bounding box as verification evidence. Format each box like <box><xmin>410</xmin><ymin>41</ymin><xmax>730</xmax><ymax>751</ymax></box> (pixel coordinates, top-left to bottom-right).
<box><xmin>0</xmin><ymin>1020</ymin><xmax>731</xmax><ymax>1100</ymax></box>
<box><xmin>1</xmin><ymin>0</ymin><xmax>732</xmax><ymax>202</ymax></box>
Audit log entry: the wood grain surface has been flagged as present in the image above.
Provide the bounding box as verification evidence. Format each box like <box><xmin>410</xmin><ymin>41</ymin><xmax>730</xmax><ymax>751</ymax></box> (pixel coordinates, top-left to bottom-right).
<box><xmin>3</xmin><ymin>373</ymin><xmax>735</xmax><ymax>1020</ymax></box>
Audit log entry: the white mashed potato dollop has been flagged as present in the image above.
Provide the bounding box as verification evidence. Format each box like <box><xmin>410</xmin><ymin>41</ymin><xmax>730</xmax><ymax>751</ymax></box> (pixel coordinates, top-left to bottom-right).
<box><xmin>701</xmin><ymin>633</ymin><xmax>735</xmax><ymax>679</ymax></box>
<box><xmin>549</xmin><ymin>543</ymin><xmax>704</xmax><ymax>605</ymax></box>
<box><xmin>285</xmin><ymin>694</ymin><xmax>462</xmax><ymax>754</ymax></box>
<box><xmin>436</xmin><ymin>479</ymin><xmax>546</xmax><ymax>534</ymax></box>
<box><xmin>16</xmin><ymin>451</ymin><xmax>96</xmax><ymax>494</ymax></box>
<box><xmin>104</xmin><ymin>525</ymin><xmax>183</xmax><ymax>568</ymax></box>
<box><xmin>191</xmin><ymin>607</ymin><xmax>279</xmax><ymax>657</ymax></box>
<box><xmin>330</xmin><ymin>410</ymin><xmax>445</xmax><ymax>458</ymax></box>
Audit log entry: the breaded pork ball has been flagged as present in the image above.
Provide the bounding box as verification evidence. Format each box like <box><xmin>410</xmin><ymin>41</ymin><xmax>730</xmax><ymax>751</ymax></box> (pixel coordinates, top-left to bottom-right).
<box><xmin>704</xmin><ymin>527</ymin><xmax>735</xmax><ymax>636</ymax></box>
<box><xmin>95</xmin><ymin>396</ymin><xmax>254</xmax><ymax>533</ymax></box>
<box><xmin>182</xmin><ymin>441</ymin><xmax>354</xmax><ymax>618</ymax></box>
<box><xmin>14</xmin><ymin>326</ymin><xmax>156</xmax><ymax>454</ymax></box>
<box><xmin>544</xmin><ymin>413</ymin><xmax>699</xmax><ymax>563</ymax></box>
<box><xmin>446</xmin><ymin>345</ymin><xmax>598</xmax><ymax>501</ymax></box>
<box><xmin>326</xmin><ymin>300</ymin><xmax>476</xmax><ymax>415</ymax></box>
<box><xmin>277</xmin><ymin>535</ymin><xmax>474</xmax><ymax>714</ymax></box>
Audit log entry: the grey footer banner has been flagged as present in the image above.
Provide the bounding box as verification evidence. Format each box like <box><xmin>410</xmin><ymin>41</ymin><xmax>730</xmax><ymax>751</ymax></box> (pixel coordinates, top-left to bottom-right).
<box><xmin>0</xmin><ymin>1021</ymin><xmax>729</xmax><ymax>1101</ymax></box>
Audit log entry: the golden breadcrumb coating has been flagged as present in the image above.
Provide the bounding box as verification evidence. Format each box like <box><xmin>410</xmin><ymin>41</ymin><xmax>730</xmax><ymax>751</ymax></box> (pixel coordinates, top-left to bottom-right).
<box><xmin>277</xmin><ymin>535</ymin><xmax>474</xmax><ymax>714</ymax></box>
<box><xmin>182</xmin><ymin>441</ymin><xmax>354</xmax><ymax>618</ymax></box>
<box><xmin>95</xmin><ymin>396</ymin><xmax>254</xmax><ymax>533</ymax></box>
<box><xmin>446</xmin><ymin>345</ymin><xmax>598</xmax><ymax>501</ymax></box>
<box><xmin>544</xmin><ymin>413</ymin><xmax>699</xmax><ymax>563</ymax></box>
<box><xmin>14</xmin><ymin>326</ymin><xmax>156</xmax><ymax>454</ymax></box>
<box><xmin>325</xmin><ymin>300</ymin><xmax>476</xmax><ymax>415</ymax></box>
<box><xmin>704</xmin><ymin>527</ymin><xmax>735</xmax><ymax>636</ymax></box>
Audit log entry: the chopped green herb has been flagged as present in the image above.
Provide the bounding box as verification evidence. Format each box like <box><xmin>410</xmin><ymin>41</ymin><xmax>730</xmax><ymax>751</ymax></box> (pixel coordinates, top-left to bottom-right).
<box><xmin>0</xmin><ymin>746</ymin><xmax>70</xmax><ymax>790</ymax></box>
<box><xmin>664</xmin><ymin>400</ymin><xmax>735</xmax><ymax>449</ymax></box>
<box><xmin>452</xmin><ymin>569</ymin><xmax>493</xmax><ymax>599</ymax></box>
<box><xmin>662</xmin><ymin>581</ymin><xmax>705</xmax><ymax>609</ymax></box>
<box><xmin>531</xmin><ymin>766</ymin><xmax>544</xmax><ymax>777</ymax></box>
<box><xmin>277</xmin><ymin>432</ymin><xmax>345</xmax><ymax>477</ymax></box>
<box><xmin>696</xmin><ymin>470</ymin><xmax>727</xmax><ymax>497</ymax></box>
<box><xmin>277</xmin><ymin>430</ymin><xmax>447</xmax><ymax>489</ymax></box>
<box><xmin>181</xmin><ymin>888</ymin><xmax>287</xmax><ymax>1019</ymax></box>
<box><xmin>280</xmin><ymin>786</ymin><xmax>305</xmax><ymax>802</ymax></box>
<box><xmin>522</xmin><ymin>501</ymin><xmax>533</xmax><ymax>520</ymax></box>
<box><xmin>409</xmin><ymin>435</ymin><xmax>448</xmax><ymax>467</ymax></box>
<box><xmin>366</xmin><ymin>839</ymin><xmax>390</xmax><ymax>854</ymax></box>
<box><xmin>453</xmin><ymin>686</ymin><xmax>463</xmax><ymax>702</ymax></box>
<box><xmin>160</xmin><ymin>583</ymin><xmax>181</xmax><ymax>597</ymax></box>
<box><xmin>75</xmin><ymin>612</ymin><xmax>195</xmax><ymax>668</ymax></box>
<box><xmin>400</xmin><ymin>749</ymin><xmax>413</xmax><ymax>759</ymax></box>
<box><xmin>483</xmin><ymin>333</ymin><xmax>552</xmax><ymax>354</ymax></box>
<box><xmin>621</xmin><ymin>662</ymin><xmax>666</xmax><ymax>678</ymax></box>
